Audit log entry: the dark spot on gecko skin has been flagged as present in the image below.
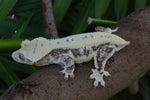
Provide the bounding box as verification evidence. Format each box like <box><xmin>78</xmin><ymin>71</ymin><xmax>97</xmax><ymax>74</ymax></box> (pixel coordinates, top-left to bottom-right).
<box><xmin>82</xmin><ymin>35</ymin><xmax>88</xmax><ymax>39</ymax></box>
<box><xmin>66</xmin><ymin>39</ymin><xmax>69</xmax><ymax>42</ymax></box>
<box><xmin>14</xmin><ymin>82</ymin><xmax>40</xmax><ymax>97</ymax></box>
<box><xmin>47</xmin><ymin>57</ymin><xmax>50</xmax><ymax>61</ymax></box>
<box><xmin>83</xmin><ymin>47</ymin><xmax>90</xmax><ymax>57</ymax></box>
<box><xmin>71</xmin><ymin>48</ymin><xmax>82</xmax><ymax>58</ymax></box>
<box><xmin>61</xmin><ymin>56</ymin><xmax>73</xmax><ymax>65</ymax></box>
<box><xmin>66</xmin><ymin>65</ymin><xmax>74</xmax><ymax>73</ymax></box>
<box><xmin>91</xmin><ymin>45</ymin><xmax>99</xmax><ymax>51</ymax></box>
<box><xmin>97</xmin><ymin>57</ymin><xmax>106</xmax><ymax>70</ymax></box>
<box><xmin>105</xmin><ymin>47</ymin><xmax>113</xmax><ymax>53</ymax></box>
<box><xmin>41</xmin><ymin>44</ymin><xmax>43</xmax><ymax>46</ymax></box>
<box><xmin>91</xmin><ymin>43</ymin><xmax>110</xmax><ymax>52</ymax></box>
<box><xmin>50</xmin><ymin>49</ymin><xmax>68</xmax><ymax>57</ymax></box>
<box><xmin>106</xmin><ymin>57</ymin><xmax>114</xmax><ymax>67</ymax></box>
<box><xmin>70</xmin><ymin>47</ymin><xmax>91</xmax><ymax>58</ymax></box>
<box><xmin>90</xmin><ymin>35</ymin><xmax>94</xmax><ymax>38</ymax></box>
<box><xmin>71</xmin><ymin>38</ymin><xmax>74</xmax><ymax>41</ymax></box>
<box><xmin>57</xmin><ymin>42</ymin><xmax>59</xmax><ymax>44</ymax></box>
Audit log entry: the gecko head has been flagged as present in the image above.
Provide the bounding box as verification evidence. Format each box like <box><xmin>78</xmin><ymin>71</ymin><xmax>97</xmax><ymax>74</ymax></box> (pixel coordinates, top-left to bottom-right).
<box><xmin>12</xmin><ymin>37</ymin><xmax>51</xmax><ymax>65</ymax></box>
<box><xmin>12</xmin><ymin>49</ymin><xmax>33</xmax><ymax>65</ymax></box>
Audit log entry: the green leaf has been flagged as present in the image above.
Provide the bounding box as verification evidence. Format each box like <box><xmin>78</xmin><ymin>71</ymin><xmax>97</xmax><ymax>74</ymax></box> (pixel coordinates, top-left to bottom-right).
<box><xmin>120</xmin><ymin>0</ymin><xmax>129</xmax><ymax>18</ymax></box>
<box><xmin>109</xmin><ymin>95</ymin><xmax>120</xmax><ymax>100</ymax></box>
<box><xmin>147</xmin><ymin>0</ymin><xmax>150</xmax><ymax>5</ymax></box>
<box><xmin>139</xmin><ymin>78</ymin><xmax>150</xmax><ymax>100</ymax></box>
<box><xmin>0</xmin><ymin>56</ymin><xmax>37</xmax><ymax>74</ymax></box>
<box><xmin>53</xmin><ymin>0</ymin><xmax>72</xmax><ymax>26</ymax></box>
<box><xmin>0</xmin><ymin>0</ymin><xmax>18</xmax><ymax>22</ymax></box>
<box><xmin>102</xmin><ymin>2</ymin><xmax>115</xmax><ymax>20</ymax></box>
<box><xmin>95</xmin><ymin>0</ymin><xmax>111</xmax><ymax>18</ymax></box>
<box><xmin>0</xmin><ymin>18</ymin><xmax>45</xmax><ymax>38</ymax></box>
<box><xmin>0</xmin><ymin>88</ymin><xmax>6</xmax><ymax>95</ymax></box>
<box><xmin>12</xmin><ymin>14</ymin><xmax>33</xmax><ymax>39</ymax></box>
<box><xmin>72</xmin><ymin>0</ymin><xmax>94</xmax><ymax>34</ymax></box>
<box><xmin>114</xmin><ymin>0</ymin><xmax>129</xmax><ymax>20</ymax></box>
<box><xmin>11</xmin><ymin>0</ymin><xmax>41</xmax><ymax>13</ymax></box>
<box><xmin>0</xmin><ymin>61</ymin><xmax>20</xmax><ymax>86</ymax></box>
<box><xmin>134</xmin><ymin>0</ymin><xmax>146</xmax><ymax>10</ymax></box>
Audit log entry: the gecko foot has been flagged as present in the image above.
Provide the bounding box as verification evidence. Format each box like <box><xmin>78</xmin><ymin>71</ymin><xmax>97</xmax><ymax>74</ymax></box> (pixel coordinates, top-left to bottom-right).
<box><xmin>60</xmin><ymin>69</ymin><xmax>75</xmax><ymax>80</ymax></box>
<box><xmin>90</xmin><ymin>69</ymin><xmax>110</xmax><ymax>87</ymax></box>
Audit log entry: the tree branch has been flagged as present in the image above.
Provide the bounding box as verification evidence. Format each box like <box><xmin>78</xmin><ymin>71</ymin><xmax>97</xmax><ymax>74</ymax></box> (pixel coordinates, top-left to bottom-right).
<box><xmin>1</xmin><ymin>7</ymin><xmax>150</xmax><ymax>100</ymax></box>
<box><xmin>42</xmin><ymin>0</ymin><xmax>58</xmax><ymax>39</ymax></box>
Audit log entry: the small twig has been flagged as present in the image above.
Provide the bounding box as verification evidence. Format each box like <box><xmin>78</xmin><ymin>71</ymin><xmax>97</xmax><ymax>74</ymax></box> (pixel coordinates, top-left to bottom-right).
<box><xmin>88</xmin><ymin>17</ymin><xmax>117</xmax><ymax>26</ymax></box>
<box><xmin>42</xmin><ymin>0</ymin><xmax>58</xmax><ymax>39</ymax></box>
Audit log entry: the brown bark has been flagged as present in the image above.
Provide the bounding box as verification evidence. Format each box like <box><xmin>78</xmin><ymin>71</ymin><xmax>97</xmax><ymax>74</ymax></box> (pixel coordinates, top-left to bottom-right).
<box><xmin>1</xmin><ymin>7</ymin><xmax>150</xmax><ymax>100</ymax></box>
<box><xmin>42</xmin><ymin>0</ymin><xmax>58</xmax><ymax>39</ymax></box>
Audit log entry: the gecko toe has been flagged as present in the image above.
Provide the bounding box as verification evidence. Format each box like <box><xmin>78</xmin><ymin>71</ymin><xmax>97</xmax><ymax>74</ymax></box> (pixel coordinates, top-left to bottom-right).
<box><xmin>90</xmin><ymin>74</ymin><xmax>95</xmax><ymax>79</ymax></box>
<box><xmin>70</xmin><ymin>73</ymin><xmax>75</xmax><ymax>79</ymax></box>
<box><xmin>100</xmin><ymin>79</ymin><xmax>105</xmax><ymax>87</ymax></box>
<box><xmin>59</xmin><ymin>69</ymin><xmax>65</xmax><ymax>74</ymax></box>
<box><xmin>94</xmin><ymin>80</ymin><xmax>99</xmax><ymax>88</ymax></box>
<box><xmin>101</xmin><ymin>70</ymin><xmax>111</xmax><ymax>77</ymax></box>
<box><xmin>64</xmin><ymin>74</ymin><xmax>69</xmax><ymax>80</ymax></box>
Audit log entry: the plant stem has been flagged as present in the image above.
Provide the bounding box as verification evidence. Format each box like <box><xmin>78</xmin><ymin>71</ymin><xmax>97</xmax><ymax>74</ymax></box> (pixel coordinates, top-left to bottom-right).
<box><xmin>88</xmin><ymin>17</ymin><xmax>117</xmax><ymax>26</ymax></box>
<box><xmin>0</xmin><ymin>39</ymin><xmax>23</xmax><ymax>52</ymax></box>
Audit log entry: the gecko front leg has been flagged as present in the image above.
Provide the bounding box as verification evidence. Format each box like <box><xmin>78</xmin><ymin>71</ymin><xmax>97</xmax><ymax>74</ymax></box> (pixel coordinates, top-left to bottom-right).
<box><xmin>59</xmin><ymin>55</ymin><xmax>75</xmax><ymax>80</ymax></box>
<box><xmin>90</xmin><ymin>45</ymin><xmax>116</xmax><ymax>87</ymax></box>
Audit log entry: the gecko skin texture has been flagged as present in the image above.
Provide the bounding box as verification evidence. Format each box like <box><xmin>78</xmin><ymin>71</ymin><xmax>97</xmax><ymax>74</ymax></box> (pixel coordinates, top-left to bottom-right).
<box><xmin>12</xmin><ymin>27</ymin><xmax>130</xmax><ymax>87</ymax></box>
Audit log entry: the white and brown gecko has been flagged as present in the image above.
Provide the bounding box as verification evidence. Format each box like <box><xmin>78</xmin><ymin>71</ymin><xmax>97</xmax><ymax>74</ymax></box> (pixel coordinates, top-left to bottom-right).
<box><xmin>12</xmin><ymin>27</ymin><xmax>130</xmax><ymax>87</ymax></box>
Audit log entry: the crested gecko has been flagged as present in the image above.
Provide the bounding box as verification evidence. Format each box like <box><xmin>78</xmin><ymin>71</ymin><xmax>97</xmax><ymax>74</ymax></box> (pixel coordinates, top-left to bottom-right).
<box><xmin>12</xmin><ymin>27</ymin><xmax>130</xmax><ymax>87</ymax></box>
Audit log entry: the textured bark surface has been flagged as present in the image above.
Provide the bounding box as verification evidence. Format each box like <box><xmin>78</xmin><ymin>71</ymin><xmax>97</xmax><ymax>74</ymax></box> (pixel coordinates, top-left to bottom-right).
<box><xmin>42</xmin><ymin>0</ymin><xmax>58</xmax><ymax>39</ymax></box>
<box><xmin>1</xmin><ymin>7</ymin><xmax>150</xmax><ymax>100</ymax></box>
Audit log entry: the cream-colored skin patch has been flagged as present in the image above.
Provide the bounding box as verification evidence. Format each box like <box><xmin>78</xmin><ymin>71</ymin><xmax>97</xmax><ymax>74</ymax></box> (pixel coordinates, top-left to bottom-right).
<box><xmin>12</xmin><ymin>27</ymin><xmax>130</xmax><ymax>87</ymax></box>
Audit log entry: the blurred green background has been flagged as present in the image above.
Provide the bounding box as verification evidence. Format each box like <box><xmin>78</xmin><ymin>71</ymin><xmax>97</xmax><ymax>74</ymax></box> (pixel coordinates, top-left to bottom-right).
<box><xmin>0</xmin><ymin>0</ymin><xmax>150</xmax><ymax>99</ymax></box>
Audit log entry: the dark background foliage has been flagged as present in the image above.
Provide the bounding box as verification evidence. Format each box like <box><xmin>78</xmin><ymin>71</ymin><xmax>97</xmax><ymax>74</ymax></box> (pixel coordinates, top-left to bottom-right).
<box><xmin>0</xmin><ymin>0</ymin><xmax>150</xmax><ymax>99</ymax></box>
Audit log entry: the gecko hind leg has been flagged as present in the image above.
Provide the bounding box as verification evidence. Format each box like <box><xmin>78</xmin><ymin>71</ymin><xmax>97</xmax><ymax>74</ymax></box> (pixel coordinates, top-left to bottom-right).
<box><xmin>90</xmin><ymin>45</ymin><xmax>116</xmax><ymax>87</ymax></box>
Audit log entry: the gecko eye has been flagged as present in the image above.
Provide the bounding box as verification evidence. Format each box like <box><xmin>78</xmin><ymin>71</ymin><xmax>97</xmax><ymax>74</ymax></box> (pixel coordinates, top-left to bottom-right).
<box><xmin>19</xmin><ymin>53</ymin><xmax>25</xmax><ymax>61</ymax></box>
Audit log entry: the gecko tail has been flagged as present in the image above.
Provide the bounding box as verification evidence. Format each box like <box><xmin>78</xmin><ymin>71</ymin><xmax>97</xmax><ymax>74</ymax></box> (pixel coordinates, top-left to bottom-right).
<box><xmin>95</xmin><ymin>26</ymin><xmax>119</xmax><ymax>34</ymax></box>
